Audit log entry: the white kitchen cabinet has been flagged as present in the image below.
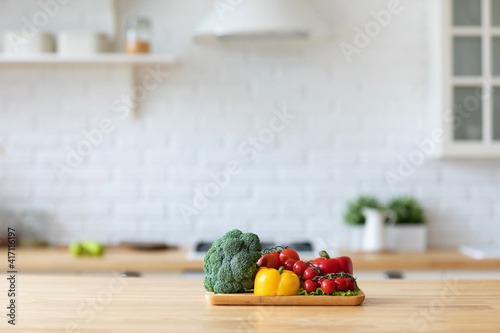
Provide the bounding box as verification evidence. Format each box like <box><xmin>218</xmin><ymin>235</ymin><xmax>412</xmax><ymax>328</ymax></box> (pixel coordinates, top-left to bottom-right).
<box><xmin>436</xmin><ymin>0</ymin><xmax>500</xmax><ymax>157</ymax></box>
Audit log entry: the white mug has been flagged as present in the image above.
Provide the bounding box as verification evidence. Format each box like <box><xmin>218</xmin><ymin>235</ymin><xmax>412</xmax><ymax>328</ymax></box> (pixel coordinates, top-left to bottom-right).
<box><xmin>56</xmin><ymin>31</ymin><xmax>109</xmax><ymax>55</ymax></box>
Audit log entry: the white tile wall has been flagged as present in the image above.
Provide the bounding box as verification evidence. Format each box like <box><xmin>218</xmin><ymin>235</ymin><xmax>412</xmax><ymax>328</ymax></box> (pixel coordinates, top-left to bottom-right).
<box><xmin>0</xmin><ymin>0</ymin><xmax>499</xmax><ymax>247</ymax></box>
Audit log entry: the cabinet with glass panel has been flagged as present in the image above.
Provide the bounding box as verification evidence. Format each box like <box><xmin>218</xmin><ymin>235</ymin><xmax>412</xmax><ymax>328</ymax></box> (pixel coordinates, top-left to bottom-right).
<box><xmin>439</xmin><ymin>0</ymin><xmax>500</xmax><ymax>157</ymax></box>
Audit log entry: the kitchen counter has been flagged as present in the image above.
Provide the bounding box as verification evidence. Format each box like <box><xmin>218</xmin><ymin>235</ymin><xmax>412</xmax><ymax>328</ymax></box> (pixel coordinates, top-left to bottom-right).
<box><xmin>2</xmin><ymin>276</ymin><xmax>499</xmax><ymax>332</ymax></box>
<box><xmin>12</xmin><ymin>247</ymin><xmax>500</xmax><ymax>273</ymax></box>
<box><xmin>13</xmin><ymin>247</ymin><xmax>202</xmax><ymax>273</ymax></box>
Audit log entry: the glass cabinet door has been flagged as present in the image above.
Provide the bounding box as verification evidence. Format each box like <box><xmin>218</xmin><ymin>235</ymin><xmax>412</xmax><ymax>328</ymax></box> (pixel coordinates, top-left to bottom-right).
<box><xmin>453</xmin><ymin>0</ymin><xmax>482</xmax><ymax>26</ymax></box>
<box><xmin>453</xmin><ymin>87</ymin><xmax>483</xmax><ymax>140</ymax></box>
<box><xmin>492</xmin><ymin>0</ymin><xmax>500</xmax><ymax>26</ymax></box>
<box><xmin>493</xmin><ymin>88</ymin><xmax>500</xmax><ymax>140</ymax></box>
<box><xmin>453</xmin><ymin>37</ymin><xmax>482</xmax><ymax>76</ymax></box>
<box><xmin>444</xmin><ymin>0</ymin><xmax>500</xmax><ymax>155</ymax></box>
<box><xmin>492</xmin><ymin>37</ymin><xmax>500</xmax><ymax>76</ymax></box>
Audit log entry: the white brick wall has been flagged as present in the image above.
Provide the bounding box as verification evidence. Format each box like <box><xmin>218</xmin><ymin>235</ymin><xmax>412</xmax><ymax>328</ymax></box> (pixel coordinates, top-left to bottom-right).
<box><xmin>0</xmin><ymin>0</ymin><xmax>499</xmax><ymax>247</ymax></box>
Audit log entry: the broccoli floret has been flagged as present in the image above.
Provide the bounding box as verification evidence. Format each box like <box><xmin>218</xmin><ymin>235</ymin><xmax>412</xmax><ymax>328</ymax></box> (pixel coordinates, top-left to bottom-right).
<box><xmin>203</xmin><ymin>275</ymin><xmax>215</xmax><ymax>292</ymax></box>
<box><xmin>230</xmin><ymin>252</ymin><xmax>258</xmax><ymax>281</ymax></box>
<box><xmin>217</xmin><ymin>262</ymin><xmax>234</xmax><ymax>282</ymax></box>
<box><xmin>224</xmin><ymin>229</ymin><xmax>243</xmax><ymax>239</ymax></box>
<box><xmin>240</xmin><ymin>232</ymin><xmax>261</xmax><ymax>252</ymax></box>
<box><xmin>223</xmin><ymin>238</ymin><xmax>244</xmax><ymax>257</ymax></box>
<box><xmin>241</xmin><ymin>278</ymin><xmax>254</xmax><ymax>291</ymax></box>
<box><xmin>203</xmin><ymin>229</ymin><xmax>262</xmax><ymax>293</ymax></box>
<box><xmin>213</xmin><ymin>281</ymin><xmax>243</xmax><ymax>294</ymax></box>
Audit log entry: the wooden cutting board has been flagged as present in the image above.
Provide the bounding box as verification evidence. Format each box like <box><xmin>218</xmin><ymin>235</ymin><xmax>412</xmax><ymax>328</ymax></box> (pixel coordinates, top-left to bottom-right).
<box><xmin>206</xmin><ymin>290</ymin><xmax>365</xmax><ymax>306</ymax></box>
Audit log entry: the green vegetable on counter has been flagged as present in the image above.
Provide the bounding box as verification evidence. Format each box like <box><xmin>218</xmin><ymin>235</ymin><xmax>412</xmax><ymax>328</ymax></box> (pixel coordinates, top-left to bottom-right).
<box><xmin>68</xmin><ymin>240</ymin><xmax>105</xmax><ymax>257</ymax></box>
<box><xmin>83</xmin><ymin>240</ymin><xmax>105</xmax><ymax>256</ymax></box>
<box><xmin>203</xmin><ymin>229</ymin><xmax>262</xmax><ymax>294</ymax></box>
<box><xmin>69</xmin><ymin>242</ymin><xmax>84</xmax><ymax>256</ymax></box>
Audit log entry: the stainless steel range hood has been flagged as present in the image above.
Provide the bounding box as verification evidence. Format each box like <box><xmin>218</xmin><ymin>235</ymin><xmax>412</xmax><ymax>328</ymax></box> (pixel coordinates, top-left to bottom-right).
<box><xmin>193</xmin><ymin>0</ymin><xmax>329</xmax><ymax>42</ymax></box>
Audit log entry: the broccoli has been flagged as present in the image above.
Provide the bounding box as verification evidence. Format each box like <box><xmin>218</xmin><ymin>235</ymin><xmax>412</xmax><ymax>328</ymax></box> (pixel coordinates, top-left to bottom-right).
<box><xmin>203</xmin><ymin>229</ymin><xmax>262</xmax><ymax>293</ymax></box>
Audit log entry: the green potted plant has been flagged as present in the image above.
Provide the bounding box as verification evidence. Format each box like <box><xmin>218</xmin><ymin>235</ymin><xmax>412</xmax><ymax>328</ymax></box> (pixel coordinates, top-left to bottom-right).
<box><xmin>344</xmin><ymin>195</ymin><xmax>427</xmax><ymax>252</ymax></box>
<box><xmin>385</xmin><ymin>196</ymin><xmax>427</xmax><ymax>251</ymax></box>
<box><xmin>387</xmin><ymin>196</ymin><xmax>425</xmax><ymax>224</ymax></box>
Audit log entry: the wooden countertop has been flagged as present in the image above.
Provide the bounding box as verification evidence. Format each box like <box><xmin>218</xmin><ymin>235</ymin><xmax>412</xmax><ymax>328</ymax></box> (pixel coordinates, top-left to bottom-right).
<box><xmin>343</xmin><ymin>249</ymin><xmax>500</xmax><ymax>270</ymax></box>
<box><xmin>14</xmin><ymin>247</ymin><xmax>202</xmax><ymax>273</ymax></box>
<box><xmin>12</xmin><ymin>247</ymin><xmax>500</xmax><ymax>273</ymax></box>
<box><xmin>2</xmin><ymin>276</ymin><xmax>499</xmax><ymax>332</ymax></box>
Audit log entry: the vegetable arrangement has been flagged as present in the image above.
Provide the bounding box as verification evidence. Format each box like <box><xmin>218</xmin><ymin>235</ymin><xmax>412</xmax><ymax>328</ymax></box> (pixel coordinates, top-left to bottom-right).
<box><xmin>258</xmin><ymin>246</ymin><xmax>359</xmax><ymax>296</ymax></box>
<box><xmin>203</xmin><ymin>229</ymin><xmax>360</xmax><ymax>297</ymax></box>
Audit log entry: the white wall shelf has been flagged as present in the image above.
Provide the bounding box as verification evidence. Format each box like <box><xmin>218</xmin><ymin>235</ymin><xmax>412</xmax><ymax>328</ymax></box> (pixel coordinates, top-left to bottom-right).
<box><xmin>0</xmin><ymin>53</ymin><xmax>178</xmax><ymax>117</ymax></box>
<box><xmin>0</xmin><ymin>53</ymin><xmax>178</xmax><ymax>116</ymax></box>
<box><xmin>0</xmin><ymin>54</ymin><xmax>177</xmax><ymax>65</ymax></box>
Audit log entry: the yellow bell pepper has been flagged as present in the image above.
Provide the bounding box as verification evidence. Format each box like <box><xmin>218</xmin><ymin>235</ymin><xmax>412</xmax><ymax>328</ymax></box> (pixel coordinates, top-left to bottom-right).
<box><xmin>254</xmin><ymin>267</ymin><xmax>300</xmax><ymax>296</ymax></box>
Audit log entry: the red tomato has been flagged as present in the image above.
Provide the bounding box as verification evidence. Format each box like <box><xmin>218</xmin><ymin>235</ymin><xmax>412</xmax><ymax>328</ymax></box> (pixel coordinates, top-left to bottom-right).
<box><xmin>334</xmin><ymin>277</ymin><xmax>348</xmax><ymax>291</ymax></box>
<box><xmin>279</xmin><ymin>249</ymin><xmax>300</xmax><ymax>264</ymax></box>
<box><xmin>320</xmin><ymin>279</ymin><xmax>335</xmax><ymax>294</ymax></box>
<box><xmin>335</xmin><ymin>256</ymin><xmax>353</xmax><ymax>275</ymax></box>
<box><xmin>303</xmin><ymin>267</ymin><xmax>319</xmax><ymax>280</ymax></box>
<box><xmin>345</xmin><ymin>278</ymin><xmax>356</xmax><ymax>291</ymax></box>
<box><xmin>318</xmin><ymin>258</ymin><xmax>340</xmax><ymax>275</ymax></box>
<box><xmin>283</xmin><ymin>258</ymin><xmax>296</xmax><ymax>271</ymax></box>
<box><xmin>271</xmin><ymin>252</ymin><xmax>281</xmax><ymax>264</ymax></box>
<box><xmin>303</xmin><ymin>279</ymin><xmax>318</xmax><ymax>293</ymax></box>
<box><xmin>307</xmin><ymin>257</ymin><xmax>325</xmax><ymax>267</ymax></box>
<box><xmin>257</xmin><ymin>253</ymin><xmax>279</xmax><ymax>269</ymax></box>
<box><xmin>293</xmin><ymin>260</ymin><xmax>307</xmax><ymax>276</ymax></box>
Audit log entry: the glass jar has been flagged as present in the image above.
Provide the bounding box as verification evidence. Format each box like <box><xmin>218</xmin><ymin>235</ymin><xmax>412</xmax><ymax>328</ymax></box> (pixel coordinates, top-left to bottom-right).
<box><xmin>125</xmin><ymin>17</ymin><xmax>151</xmax><ymax>54</ymax></box>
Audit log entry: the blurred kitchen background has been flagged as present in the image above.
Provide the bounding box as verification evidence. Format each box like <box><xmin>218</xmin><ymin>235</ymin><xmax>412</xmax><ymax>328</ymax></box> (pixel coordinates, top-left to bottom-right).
<box><xmin>0</xmin><ymin>0</ymin><xmax>499</xmax><ymax>278</ymax></box>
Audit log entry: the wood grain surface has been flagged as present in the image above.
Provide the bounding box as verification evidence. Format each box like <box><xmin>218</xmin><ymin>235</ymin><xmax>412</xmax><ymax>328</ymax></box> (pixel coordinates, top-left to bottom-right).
<box><xmin>11</xmin><ymin>247</ymin><xmax>500</xmax><ymax>273</ymax></box>
<box><xmin>1</xmin><ymin>276</ymin><xmax>499</xmax><ymax>332</ymax></box>
<box><xmin>12</xmin><ymin>247</ymin><xmax>202</xmax><ymax>273</ymax></box>
<box><xmin>206</xmin><ymin>290</ymin><xmax>365</xmax><ymax>306</ymax></box>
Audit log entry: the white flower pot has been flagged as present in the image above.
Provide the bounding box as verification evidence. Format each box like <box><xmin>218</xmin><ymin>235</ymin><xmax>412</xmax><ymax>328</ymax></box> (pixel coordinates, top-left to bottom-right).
<box><xmin>349</xmin><ymin>225</ymin><xmax>427</xmax><ymax>252</ymax></box>
<box><xmin>385</xmin><ymin>225</ymin><xmax>427</xmax><ymax>252</ymax></box>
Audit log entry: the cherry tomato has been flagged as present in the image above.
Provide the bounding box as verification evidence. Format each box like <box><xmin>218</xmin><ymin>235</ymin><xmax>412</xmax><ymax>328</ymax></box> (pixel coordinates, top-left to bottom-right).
<box><xmin>321</xmin><ymin>279</ymin><xmax>335</xmax><ymax>294</ymax></box>
<box><xmin>279</xmin><ymin>249</ymin><xmax>300</xmax><ymax>264</ymax></box>
<box><xmin>271</xmin><ymin>251</ymin><xmax>281</xmax><ymax>264</ymax></box>
<box><xmin>303</xmin><ymin>279</ymin><xmax>318</xmax><ymax>293</ymax></box>
<box><xmin>319</xmin><ymin>258</ymin><xmax>340</xmax><ymax>275</ymax></box>
<box><xmin>345</xmin><ymin>278</ymin><xmax>356</xmax><ymax>291</ymax></box>
<box><xmin>283</xmin><ymin>258</ymin><xmax>296</xmax><ymax>271</ymax></box>
<box><xmin>334</xmin><ymin>277</ymin><xmax>348</xmax><ymax>292</ymax></box>
<box><xmin>307</xmin><ymin>257</ymin><xmax>325</xmax><ymax>267</ymax></box>
<box><xmin>293</xmin><ymin>260</ymin><xmax>307</xmax><ymax>276</ymax></box>
<box><xmin>257</xmin><ymin>253</ymin><xmax>279</xmax><ymax>269</ymax></box>
<box><xmin>303</xmin><ymin>267</ymin><xmax>319</xmax><ymax>280</ymax></box>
